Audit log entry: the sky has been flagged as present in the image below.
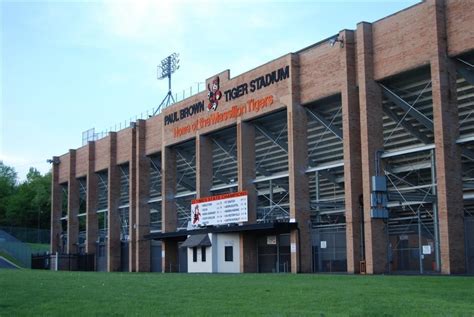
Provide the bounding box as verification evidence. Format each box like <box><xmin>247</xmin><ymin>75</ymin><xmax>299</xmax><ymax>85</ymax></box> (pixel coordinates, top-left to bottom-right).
<box><xmin>1</xmin><ymin>0</ymin><xmax>420</xmax><ymax>181</ymax></box>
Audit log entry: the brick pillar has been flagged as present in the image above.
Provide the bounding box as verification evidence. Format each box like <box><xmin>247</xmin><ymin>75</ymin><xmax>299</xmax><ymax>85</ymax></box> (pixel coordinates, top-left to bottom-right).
<box><xmin>51</xmin><ymin>156</ymin><xmax>61</xmax><ymax>253</ymax></box>
<box><xmin>237</xmin><ymin>119</ymin><xmax>258</xmax><ymax>272</ymax></box>
<box><xmin>162</xmin><ymin>145</ymin><xmax>178</xmax><ymax>272</ymax></box>
<box><xmin>287</xmin><ymin>53</ymin><xmax>311</xmax><ymax>273</ymax></box>
<box><xmin>429</xmin><ymin>0</ymin><xmax>465</xmax><ymax>274</ymax></box>
<box><xmin>357</xmin><ymin>22</ymin><xmax>387</xmax><ymax>274</ymax></box>
<box><xmin>107</xmin><ymin>132</ymin><xmax>121</xmax><ymax>272</ymax></box>
<box><xmin>86</xmin><ymin>141</ymin><xmax>98</xmax><ymax>255</ymax></box>
<box><xmin>67</xmin><ymin>149</ymin><xmax>79</xmax><ymax>255</ymax></box>
<box><xmin>196</xmin><ymin>134</ymin><xmax>213</xmax><ymax>198</ymax></box>
<box><xmin>340</xmin><ymin>30</ymin><xmax>362</xmax><ymax>274</ymax></box>
<box><xmin>135</xmin><ymin>120</ymin><xmax>150</xmax><ymax>272</ymax></box>
<box><xmin>128</xmin><ymin>127</ymin><xmax>137</xmax><ymax>272</ymax></box>
<box><xmin>240</xmin><ymin>233</ymin><xmax>257</xmax><ymax>273</ymax></box>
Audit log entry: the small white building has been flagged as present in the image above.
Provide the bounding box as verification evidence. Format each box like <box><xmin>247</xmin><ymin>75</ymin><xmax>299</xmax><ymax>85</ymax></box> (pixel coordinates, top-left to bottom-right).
<box><xmin>181</xmin><ymin>233</ymin><xmax>240</xmax><ymax>273</ymax></box>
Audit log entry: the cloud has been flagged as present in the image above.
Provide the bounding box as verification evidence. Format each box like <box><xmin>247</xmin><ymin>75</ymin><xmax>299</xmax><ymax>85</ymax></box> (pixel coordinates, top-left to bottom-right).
<box><xmin>0</xmin><ymin>153</ymin><xmax>31</xmax><ymax>166</ymax></box>
<box><xmin>99</xmin><ymin>0</ymin><xmax>184</xmax><ymax>43</ymax></box>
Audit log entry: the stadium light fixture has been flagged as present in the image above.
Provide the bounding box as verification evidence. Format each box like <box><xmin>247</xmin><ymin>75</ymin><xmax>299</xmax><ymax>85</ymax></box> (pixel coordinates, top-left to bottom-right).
<box><xmin>153</xmin><ymin>52</ymin><xmax>180</xmax><ymax>116</ymax></box>
<box><xmin>329</xmin><ymin>35</ymin><xmax>344</xmax><ymax>48</ymax></box>
<box><xmin>46</xmin><ymin>157</ymin><xmax>60</xmax><ymax>165</ymax></box>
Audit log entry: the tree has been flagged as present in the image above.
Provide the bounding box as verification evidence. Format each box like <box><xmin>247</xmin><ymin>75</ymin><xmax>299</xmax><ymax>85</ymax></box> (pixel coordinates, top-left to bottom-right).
<box><xmin>0</xmin><ymin>162</ymin><xmax>18</xmax><ymax>226</ymax></box>
<box><xmin>0</xmin><ymin>164</ymin><xmax>51</xmax><ymax>229</ymax></box>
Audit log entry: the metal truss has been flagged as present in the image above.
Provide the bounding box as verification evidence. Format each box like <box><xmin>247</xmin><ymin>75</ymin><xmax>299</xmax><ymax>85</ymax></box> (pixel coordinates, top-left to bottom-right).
<box><xmin>118</xmin><ymin>165</ymin><xmax>130</xmax><ymax>241</ymax></box>
<box><xmin>455</xmin><ymin>54</ymin><xmax>474</xmax><ymax>218</ymax></box>
<box><xmin>304</xmin><ymin>97</ymin><xmax>346</xmax><ymax>228</ymax></box>
<box><xmin>61</xmin><ymin>184</ymin><xmax>68</xmax><ymax>218</ymax></box>
<box><xmin>306</xmin><ymin>108</ymin><xmax>343</xmax><ymax>141</ymax></box>
<box><xmin>149</xmin><ymin>155</ymin><xmax>162</xmax><ymax>200</ymax></box>
<box><xmin>210</xmin><ymin>134</ymin><xmax>238</xmax><ymax>189</ymax></box>
<box><xmin>175</xmin><ymin>147</ymin><xmax>197</xmax><ymax>193</ymax></box>
<box><xmin>256</xmin><ymin>177</ymin><xmax>289</xmax><ymax>222</ymax></box>
<box><xmin>252</xmin><ymin>112</ymin><xmax>290</xmax><ymax>222</ymax></box>
<box><xmin>173</xmin><ymin>141</ymin><xmax>197</xmax><ymax>229</ymax></box>
<box><xmin>382</xmin><ymin>147</ymin><xmax>440</xmax><ymax>272</ymax></box>
<box><xmin>96</xmin><ymin>171</ymin><xmax>108</xmax><ymax>211</ymax></box>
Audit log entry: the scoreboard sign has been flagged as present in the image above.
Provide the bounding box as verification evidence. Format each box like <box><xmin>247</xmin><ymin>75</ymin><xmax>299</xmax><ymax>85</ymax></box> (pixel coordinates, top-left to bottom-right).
<box><xmin>191</xmin><ymin>191</ymin><xmax>248</xmax><ymax>227</ymax></box>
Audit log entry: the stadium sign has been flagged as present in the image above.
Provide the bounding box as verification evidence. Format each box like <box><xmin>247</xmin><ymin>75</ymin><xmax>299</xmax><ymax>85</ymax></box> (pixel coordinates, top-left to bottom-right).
<box><xmin>190</xmin><ymin>191</ymin><xmax>248</xmax><ymax>227</ymax></box>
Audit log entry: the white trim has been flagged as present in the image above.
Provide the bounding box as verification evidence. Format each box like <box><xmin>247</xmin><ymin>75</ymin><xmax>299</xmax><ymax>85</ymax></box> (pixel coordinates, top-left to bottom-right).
<box><xmin>305</xmin><ymin>161</ymin><xmax>344</xmax><ymax>173</ymax></box>
<box><xmin>175</xmin><ymin>191</ymin><xmax>196</xmax><ymax>199</ymax></box>
<box><xmin>457</xmin><ymin>135</ymin><xmax>474</xmax><ymax>144</ymax></box>
<box><xmin>210</xmin><ymin>183</ymin><xmax>238</xmax><ymax>192</ymax></box>
<box><xmin>380</xmin><ymin>144</ymin><xmax>435</xmax><ymax>158</ymax></box>
<box><xmin>148</xmin><ymin>197</ymin><xmax>163</xmax><ymax>203</ymax></box>
<box><xmin>254</xmin><ymin>172</ymin><xmax>289</xmax><ymax>183</ymax></box>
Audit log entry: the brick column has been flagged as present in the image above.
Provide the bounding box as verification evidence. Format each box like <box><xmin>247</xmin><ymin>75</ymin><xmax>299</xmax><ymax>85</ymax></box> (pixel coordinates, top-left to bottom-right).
<box><xmin>196</xmin><ymin>134</ymin><xmax>213</xmax><ymax>198</ymax></box>
<box><xmin>237</xmin><ymin>119</ymin><xmax>258</xmax><ymax>272</ymax></box>
<box><xmin>429</xmin><ymin>0</ymin><xmax>465</xmax><ymax>274</ymax></box>
<box><xmin>340</xmin><ymin>30</ymin><xmax>363</xmax><ymax>274</ymax></box>
<box><xmin>129</xmin><ymin>127</ymin><xmax>138</xmax><ymax>272</ymax></box>
<box><xmin>357</xmin><ymin>22</ymin><xmax>387</xmax><ymax>274</ymax></box>
<box><xmin>67</xmin><ymin>149</ymin><xmax>79</xmax><ymax>254</ymax></box>
<box><xmin>86</xmin><ymin>141</ymin><xmax>98</xmax><ymax>255</ymax></box>
<box><xmin>107</xmin><ymin>133</ymin><xmax>121</xmax><ymax>272</ymax></box>
<box><xmin>162</xmin><ymin>145</ymin><xmax>178</xmax><ymax>272</ymax></box>
<box><xmin>50</xmin><ymin>156</ymin><xmax>61</xmax><ymax>253</ymax></box>
<box><xmin>135</xmin><ymin>120</ymin><xmax>150</xmax><ymax>272</ymax></box>
<box><xmin>287</xmin><ymin>53</ymin><xmax>311</xmax><ymax>273</ymax></box>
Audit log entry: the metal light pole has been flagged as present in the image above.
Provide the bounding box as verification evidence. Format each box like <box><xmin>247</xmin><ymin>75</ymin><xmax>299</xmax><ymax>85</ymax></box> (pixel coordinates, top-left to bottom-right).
<box><xmin>153</xmin><ymin>53</ymin><xmax>180</xmax><ymax>116</ymax></box>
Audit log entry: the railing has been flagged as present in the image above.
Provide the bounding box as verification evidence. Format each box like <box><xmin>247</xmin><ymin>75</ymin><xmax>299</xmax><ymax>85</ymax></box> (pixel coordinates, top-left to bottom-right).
<box><xmin>82</xmin><ymin>83</ymin><xmax>206</xmax><ymax>146</ymax></box>
<box><xmin>0</xmin><ymin>226</ymin><xmax>50</xmax><ymax>244</ymax></box>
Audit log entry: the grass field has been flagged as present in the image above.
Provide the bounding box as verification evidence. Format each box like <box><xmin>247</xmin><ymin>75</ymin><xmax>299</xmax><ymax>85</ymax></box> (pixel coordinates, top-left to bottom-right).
<box><xmin>27</xmin><ymin>243</ymin><xmax>50</xmax><ymax>253</ymax></box>
<box><xmin>0</xmin><ymin>270</ymin><xmax>473</xmax><ymax>316</ymax></box>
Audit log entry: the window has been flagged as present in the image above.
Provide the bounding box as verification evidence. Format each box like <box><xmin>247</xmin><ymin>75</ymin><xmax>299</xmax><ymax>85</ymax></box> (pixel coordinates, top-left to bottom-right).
<box><xmin>201</xmin><ymin>246</ymin><xmax>206</xmax><ymax>262</ymax></box>
<box><xmin>225</xmin><ymin>246</ymin><xmax>233</xmax><ymax>262</ymax></box>
<box><xmin>193</xmin><ymin>247</ymin><xmax>197</xmax><ymax>262</ymax></box>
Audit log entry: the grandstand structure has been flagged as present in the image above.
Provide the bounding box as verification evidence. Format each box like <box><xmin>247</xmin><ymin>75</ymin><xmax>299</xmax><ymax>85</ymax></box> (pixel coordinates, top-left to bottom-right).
<box><xmin>50</xmin><ymin>0</ymin><xmax>474</xmax><ymax>274</ymax></box>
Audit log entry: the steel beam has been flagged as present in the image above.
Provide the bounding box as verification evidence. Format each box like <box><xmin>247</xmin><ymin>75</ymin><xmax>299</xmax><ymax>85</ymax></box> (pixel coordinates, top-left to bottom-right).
<box><xmin>306</xmin><ymin>108</ymin><xmax>343</xmax><ymax>140</ymax></box>
<box><xmin>153</xmin><ymin>156</ymin><xmax>195</xmax><ymax>192</ymax></box>
<box><xmin>380</xmin><ymin>83</ymin><xmax>434</xmax><ymax>132</ymax></box>
<box><xmin>212</xmin><ymin>136</ymin><xmax>272</xmax><ymax>177</ymax></box>
<box><xmin>455</xmin><ymin>58</ymin><xmax>474</xmax><ymax>86</ymax></box>
<box><xmin>254</xmin><ymin>123</ymin><xmax>288</xmax><ymax>154</ymax></box>
<box><xmin>382</xmin><ymin>104</ymin><xmax>431</xmax><ymax>144</ymax></box>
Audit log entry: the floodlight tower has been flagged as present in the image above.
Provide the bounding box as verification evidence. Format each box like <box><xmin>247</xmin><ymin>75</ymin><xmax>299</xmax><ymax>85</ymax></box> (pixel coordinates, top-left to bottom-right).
<box><xmin>153</xmin><ymin>52</ymin><xmax>180</xmax><ymax>115</ymax></box>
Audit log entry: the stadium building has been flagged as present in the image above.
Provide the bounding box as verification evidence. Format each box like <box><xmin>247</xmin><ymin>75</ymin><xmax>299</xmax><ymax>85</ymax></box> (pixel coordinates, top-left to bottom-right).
<box><xmin>50</xmin><ymin>0</ymin><xmax>474</xmax><ymax>274</ymax></box>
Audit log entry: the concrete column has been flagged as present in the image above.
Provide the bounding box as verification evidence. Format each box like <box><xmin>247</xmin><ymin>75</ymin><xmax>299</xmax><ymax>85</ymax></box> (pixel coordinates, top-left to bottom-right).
<box><xmin>129</xmin><ymin>127</ymin><xmax>137</xmax><ymax>272</ymax></box>
<box><xmin>86</xmin><ymin>141</ymin><xmax>98</xmax><ymax>255</ymax></box>
<box><xmin>67</xmin><ymin>149</ymin><xmax>79</xmax><ymax>254</ymax></box>
<box><xmin>287</xmin><ymin>53</ymin><xmax>311</xmax><ymax>273</ymax></box>
<box><xmin>107</xmin><ymin>133</ymin><xmax>121</xmax><ymax>272</ymax></box>
<box><xmin>135</xmin><ymin>120</ymin><xmax>150</xmax><ymax>272</ymax></box>
<box><xmin>162</xmin><ymin>145</ymin><xmax>178</xmax><ymax>272</ymax></box>
<box><xmin>196</xmin><ymin>134</ymin><xmax>213</xmax><ymax>198</ymax></box>
<box><xmin>50</xmin><ymin>156</ymin><xmax>61</xmax><ymax>253</ymax></box>
<box><xmin>237</xmin><ymin>119</ymin><xmax>258</xmax><ymax>272</ymax></box>
<box><xmin>340</xmin><ymin>29</ymin><xmax>363</xmax><ymax>274</ymax></box>
<box><xmin>357</xmin><ymin>22</ymin><xmax>387</xmax><ymax>274</ymax></box>
<box><xmin>429</xmin><ymin>0</ymin><xmax>465</xmax><ymax>274</ymax></box>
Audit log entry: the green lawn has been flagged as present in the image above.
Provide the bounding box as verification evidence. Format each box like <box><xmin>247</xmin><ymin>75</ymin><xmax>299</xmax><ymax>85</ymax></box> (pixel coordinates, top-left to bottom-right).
<box><xmin>0</xmin><ymin>252</ymin><xmax>21</xmax><ymax>268</ymax></box>
<box><xmin>26</xmin><ymin>243</ymin><xmax>50</xmax><ymax>253</ymax></box>
<box><xmin>0</xmin><ymin>270</ymin><xmax>473</xmax><ymax>316</ymax></box>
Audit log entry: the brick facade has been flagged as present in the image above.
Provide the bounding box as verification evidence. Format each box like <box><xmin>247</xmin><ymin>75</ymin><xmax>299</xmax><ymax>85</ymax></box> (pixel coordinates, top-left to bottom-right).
<box><xmin>51</xmin><ymin>0</ymin><xmax>473</xmax><ymax>274</ymax></box>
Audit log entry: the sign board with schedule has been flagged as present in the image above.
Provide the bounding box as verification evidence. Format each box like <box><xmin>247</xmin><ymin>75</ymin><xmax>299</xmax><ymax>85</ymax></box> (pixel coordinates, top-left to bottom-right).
<box><xmin>191</xmin><ymin>191</ymin><xmax>248</xmax><ymax>226</ymax></box>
